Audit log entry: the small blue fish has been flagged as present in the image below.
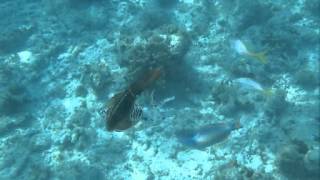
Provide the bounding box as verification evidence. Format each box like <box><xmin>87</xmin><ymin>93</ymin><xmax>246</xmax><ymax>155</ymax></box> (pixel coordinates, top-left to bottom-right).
<box><xmin>176</xmin><ymin>120</ymin><xmax>241</xmax><ymax>149</ymax></box>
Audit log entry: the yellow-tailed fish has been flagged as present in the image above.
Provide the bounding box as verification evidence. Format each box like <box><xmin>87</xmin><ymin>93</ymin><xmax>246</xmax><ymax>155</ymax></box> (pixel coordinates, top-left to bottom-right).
<box><xmin>230</xmin><ymin>39</ymin><xmax>267</xmax><ymax>64</ymax></box>
<box><xmin>233</xmin><ymin>77</ymin><xmax>272</xmax><ymax>96</ymax></box>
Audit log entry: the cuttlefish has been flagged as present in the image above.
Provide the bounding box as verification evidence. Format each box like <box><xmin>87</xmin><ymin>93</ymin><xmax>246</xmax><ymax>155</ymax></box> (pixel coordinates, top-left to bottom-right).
<box><xmin>105</xmin><ymin>67</ymin><xmax>162</xmax><ymax>131</ymax></box>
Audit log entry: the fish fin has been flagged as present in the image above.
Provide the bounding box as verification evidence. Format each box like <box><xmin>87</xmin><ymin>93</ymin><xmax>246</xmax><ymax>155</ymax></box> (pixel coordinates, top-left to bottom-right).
<box><xmin>130</xmin><ymin>105</ymin><xmax>142</xmax><ymax>124</ymax></box>
<box><xmin>250</xmin><ymin>51</ymin><xmax>268</xmax><ymax>64</ymax></box>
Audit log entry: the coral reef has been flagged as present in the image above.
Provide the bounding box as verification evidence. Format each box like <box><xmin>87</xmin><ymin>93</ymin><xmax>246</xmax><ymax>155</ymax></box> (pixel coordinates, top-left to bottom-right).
<box><xmin>0</xmin><ymin>84</ymin><xmax>31</xmax><ymax>116</ymax></box>
<box><xmin>0</xmin><ymin>0</ymin><xmax>319</xmax><ymax>179</ymax></box>
<box><xmin>80</xmin><ymin>62</ymin><xmax>112</xmax><ymax>98</ymax></box>
<box><xmin>294</xmin><ymin>69</ymin><xmax>319</xmax><ymax>90</ymax></box>
<box><xmin>118</xmin><ymin>24</ymin><xmax>190</xmax><ymax>71</ymax></box>
<box><xmin>277</xmin><ymin>141</ymin><xmax>320</xmax><ymax>179</ymax></box>
<box><xmin>264</xmin><ymin>89</ymin><xmax>289</xmax><ymax>123</ymax></box>
<box><xmin>0</xmin><ymin>25</ymin><xmax>34</xmax><ymax>54</ymax></box>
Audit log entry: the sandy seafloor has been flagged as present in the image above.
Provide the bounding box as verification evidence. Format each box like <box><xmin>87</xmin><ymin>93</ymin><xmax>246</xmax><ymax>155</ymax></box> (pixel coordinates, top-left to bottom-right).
<box><xmin>0</xmin><ymin>0</ymin><xmax>319</xmax><ymax>179</ymax></box>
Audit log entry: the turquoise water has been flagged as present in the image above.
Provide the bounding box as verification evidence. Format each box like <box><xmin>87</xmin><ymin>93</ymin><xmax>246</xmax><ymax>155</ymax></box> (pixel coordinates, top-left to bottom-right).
<box><xmin>0</xmin><ymin>0</ymin><xmax>319</xmax><ymax>179</ymax></box>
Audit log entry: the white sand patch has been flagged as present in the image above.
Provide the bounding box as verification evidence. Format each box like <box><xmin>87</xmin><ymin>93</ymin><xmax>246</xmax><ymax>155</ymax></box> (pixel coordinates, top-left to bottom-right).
<box><xmin>286</xmin><ymin>86</ymin><xmax>307</xmax><ymax>105</ymax></box>
<box><xmin>273</xmin><ymin>74</ymin><xmax>308</xmax><ymax>105</ymax></box>
<box><xmin>200</xmin><ymin>106</ymin><xmax>214</xmax><ymax>115</ymax></box>
<box><xmin>17</xmin><ymin>50</ymin><xmax>35</xmax><ymax>64</ymax></box>
<box><xmin>62</xmin><ymin>97</ymin><xmax>81</xmax><ymax>115</ymax></box>
<box><xmin>62</xmin><ymin>80</ymin><xmax>82</xmax><ymax>114</ymax></box>
<box><xmin>247</xmin><ymin>155</ymin><xmax>263</xmax><ymax>170</ymax></box>
<box><xmin>131</xmin><ymin>168</ymin><xmax>147</xmax><ymax>180</ymax></box>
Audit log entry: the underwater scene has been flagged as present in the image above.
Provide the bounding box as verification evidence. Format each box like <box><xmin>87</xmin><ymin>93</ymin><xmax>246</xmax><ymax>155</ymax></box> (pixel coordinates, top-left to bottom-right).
<box><xmin>0</xmin><ymin>0</ymin><xmax>319</xmax><ymax>179</ymax></box>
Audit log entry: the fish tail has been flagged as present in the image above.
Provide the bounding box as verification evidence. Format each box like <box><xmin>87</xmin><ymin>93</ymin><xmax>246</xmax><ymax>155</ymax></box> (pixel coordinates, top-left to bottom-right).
<box><xmin>262</xmin><ymin>88</ymin><xmax>273</xmax><ymax>97</ymax></box>
<box><xmin>233</xmin><ymin>119</ymin><xmax>242</xmax><ymax>130</ymax></box>
<box><xmin>250</xmin><ymin>51</ymin><xmax>267</xmax><ymax>64</ymax></box>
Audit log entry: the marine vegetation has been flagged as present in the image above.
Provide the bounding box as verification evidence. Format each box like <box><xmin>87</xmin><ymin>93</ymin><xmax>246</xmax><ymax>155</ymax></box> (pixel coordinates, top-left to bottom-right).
<box><xmin>105</xmin><ymin>67</ymin><xmax>162</xmax><ymax>131</ymax></box>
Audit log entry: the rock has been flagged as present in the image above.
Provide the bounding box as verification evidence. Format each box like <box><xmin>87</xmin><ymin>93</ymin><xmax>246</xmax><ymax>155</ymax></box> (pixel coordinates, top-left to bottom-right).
<box><xmin>0</xmin><ymin>25</ymin><xmax>34</xmax><ymax>54</ymax></box>
<box><xmin>30</xmin><ymin>134</ymin><xmax>52</xmax><ymax>153</ymax></box>
<box><xmin>120</xmin><ymin>24</ymin><xmax>190</xmax><ymax>72</ymax></box>
<box><xmin>68</xmin><ymin>107</ymin><xmax>92</xmax><ymax>127</ymax></box>
<box><xmin>278</xmin><ymin>145</ymin><xmax>306</xmax><ymax>178</ymax></box>
<box><xmin>0</xmin><ymin>84</ymin><xmax>30</xmax><ymax>116</ymax></box>
<box><xmin>304</xmin><ymin>148</ymin><xmax>320</xmax><ymax>176</ymax></box>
